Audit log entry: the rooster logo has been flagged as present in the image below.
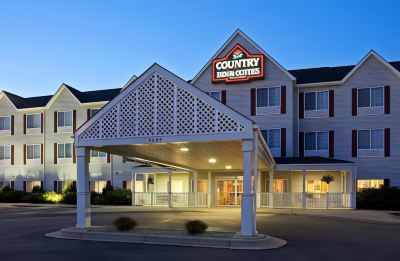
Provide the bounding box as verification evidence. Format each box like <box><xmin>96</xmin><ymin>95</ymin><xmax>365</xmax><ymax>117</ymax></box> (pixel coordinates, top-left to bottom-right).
<box><xmin>232</xmin><ymin>49</ymin><xmax>243</xmax><ymax>60</ymax></box>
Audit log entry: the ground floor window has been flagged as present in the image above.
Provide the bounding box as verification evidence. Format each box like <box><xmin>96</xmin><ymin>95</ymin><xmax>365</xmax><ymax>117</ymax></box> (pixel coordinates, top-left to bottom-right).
<box><xmin>54</xmin><ymin>180</ymin><xmax>75</xmax><ymax>193</ymax></box>
<box><xmin>191</xmin><ymin>179</ymin><xmax>208</xmax><ymax>193</ymax></box>
<box><xmin>90</xmin><ymin>181</ymin><xmax>108</xmax><ymax>193</ymax></box>
<box><xmin>357</xmin><ymin>179</ymin><xmax>385</xmax><ymax>191</ymax></box>
<box><xmin>24</xmin><ymin>181</ymin><xmax>42</xmax><ymax>192</ymax></box>
<box><xmin>216</xmin><ymin>179</ymin><xmax>243</xmax><ymax>206</ymax></box>
<box><xmin>265</xmin><ymin>179</ymin><xmax>288</xmax><ymax>193</ymax></box>
<box><xmin>307</xmin><ymin>179</ymin><xmax>328</xmax><ymax>193</ymax></box>
<box><xmin>0</xmin><ymin>181</ymin><xmax>14</xmax><ymax>189</ymax></box>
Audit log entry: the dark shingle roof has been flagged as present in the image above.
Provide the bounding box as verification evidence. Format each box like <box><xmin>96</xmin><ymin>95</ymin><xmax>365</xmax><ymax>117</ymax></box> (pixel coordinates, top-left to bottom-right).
<box><xmin>274</xmin><ymin>157</ymin><xmax>353</xmax><ymax>165</ymax></box>
<box><xmin>2</xmin><ymin>85</ymin><xmax>122</xmax><ymax>109</ymax></box>
<box><xmin>64</xmin><ymin>84</ymin><xmax>122</xmax><ymax>103</ymax></box>
<box><xmin>288</xmin><ymin>61</ymin><xmax>400</xmax><ymax>84</ymax></box>
<box><xmin>3</xmin><ymin>91</ymin><xmax>52</xmax><ymax>109</ymax></box>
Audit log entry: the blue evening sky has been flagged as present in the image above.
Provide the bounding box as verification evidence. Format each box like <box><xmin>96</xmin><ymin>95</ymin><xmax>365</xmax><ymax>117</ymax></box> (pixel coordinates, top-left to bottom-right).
<box><xmin>0</xmin><ymin>0</ymin><xmax>399</xmax><ymax>97</ymax></box>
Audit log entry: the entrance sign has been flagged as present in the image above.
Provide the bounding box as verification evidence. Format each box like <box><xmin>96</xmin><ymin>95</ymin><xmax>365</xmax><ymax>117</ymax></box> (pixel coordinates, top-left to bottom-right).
<box><xmin>212</xmin><ymin>44</ymin><xmax>264</xmax><ymax>83</ymax></box>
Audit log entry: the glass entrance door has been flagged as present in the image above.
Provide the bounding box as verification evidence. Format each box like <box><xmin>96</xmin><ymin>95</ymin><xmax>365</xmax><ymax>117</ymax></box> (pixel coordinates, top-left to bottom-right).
<box><xmin>216</xmin><ymin>179</ymin><xmax>243</xmax><ymax>206</ymax></box>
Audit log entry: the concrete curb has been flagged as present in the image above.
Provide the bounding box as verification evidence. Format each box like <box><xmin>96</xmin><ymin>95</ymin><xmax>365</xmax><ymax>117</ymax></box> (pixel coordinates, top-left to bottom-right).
<box><xmin>45</xmin><ymin>228</ymin><xmax>287</xmax><ymax>250</ymax></box>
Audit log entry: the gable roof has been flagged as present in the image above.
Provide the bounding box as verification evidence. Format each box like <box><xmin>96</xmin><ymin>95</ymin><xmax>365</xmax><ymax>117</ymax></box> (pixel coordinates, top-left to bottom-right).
<box><xmin>293</xmin><ymin>51</ymin><xmax>400</xmax><ymax>86</ymax></box>
<box><xmin>64</xmin><ymin>84</ymin><xmax>122</xmax><ymax>103</ymax></box>
<box><xmin>2</xmin><ymin>91</ymin><xmax>52</xmax><ymax>109</ymax></box>
<box><xmin>191</xmin><ymin>29</ymin><xmax>296</xmax><ymax>84</ymax></box>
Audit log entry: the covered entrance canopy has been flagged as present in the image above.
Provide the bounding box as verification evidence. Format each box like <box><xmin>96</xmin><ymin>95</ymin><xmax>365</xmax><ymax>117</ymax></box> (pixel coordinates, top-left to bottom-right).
<box><xmin>74</xmin><ymin>64</ymin><xmax>274</xmax><ymax>236</ymax></box>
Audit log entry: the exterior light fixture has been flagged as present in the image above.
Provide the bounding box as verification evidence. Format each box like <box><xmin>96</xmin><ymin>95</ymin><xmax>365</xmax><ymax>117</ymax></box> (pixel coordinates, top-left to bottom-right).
<box><xmin>208</xmin><ymin>158</ymin><xmax>216</xmax><ymax>163</ymax></box>
<box><xmin>225</xmin><ymin>165</ymin><xmax>232</xmax><ymax>169</ymax></box>
<box><xmin>179</xmin><ymin>148</ymin><xmax>189</xmax><ymax>152</ymax></box>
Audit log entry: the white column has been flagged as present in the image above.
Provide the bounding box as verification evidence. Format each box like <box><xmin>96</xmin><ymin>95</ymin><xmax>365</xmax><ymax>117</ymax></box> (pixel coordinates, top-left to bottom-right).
<box><xmin>256</xmin><ymin>171</ymin><xmax>261</xmax><ymax>208</ymax></box>
<box><xmin>207</xmin><ymin>171</ymin><xmax>212</xmax><ymax>208</ymax></box>
<box><xmin>168</xmin><ymin>169</ymin><xmax>172</xmax><ymax>207</ymax></box>
<box><xmin>348</xmin><ymin>168</ymin><xmax>356</xmax><ymax>208</ymax></box>
<box><xmin>76</xmin><ymin>147</ymin><xmax>90</xmax><ymax>229</ymax></box>
<box><xmin>131</xmin><ymin>172</ymin><xmax>136</xmax><ymax>206</ymax></box>
<box><xmin>193</xmin><ymin>171</ymin><xmax>198</xmax><ymax>207</ymax></box>
<box><xmin>269</xmin><ymin>171</ymin><xmax>274</xmax><ymax>208</ymax></box>
<box><xmin>302</xmin><ymin>170</ymin><xmax>307</xmax><ymax>209</ymax></box>
<box><xmin>252</xmin><ymin>132</ymin><xmax>258</xmax><ymax>234</ymax></box>
<box><xmin>241</xmin><ymin>139</ymin><xmax>255</xmax><ymax>236</ymax></box>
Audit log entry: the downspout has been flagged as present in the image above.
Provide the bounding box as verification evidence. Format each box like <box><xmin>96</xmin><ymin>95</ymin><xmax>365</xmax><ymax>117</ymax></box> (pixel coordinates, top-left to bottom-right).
<box><xmin>42</xmin><ymin>109</ymin><xmax>46</xmax><ymax>191</ymax></box>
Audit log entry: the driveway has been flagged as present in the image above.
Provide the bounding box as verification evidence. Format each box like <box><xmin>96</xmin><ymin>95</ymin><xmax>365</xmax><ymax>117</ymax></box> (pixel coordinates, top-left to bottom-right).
<box><xmin>0</xmin><ymin>204</ymin><xmax>399</xmax><ymax>261</ymax></box>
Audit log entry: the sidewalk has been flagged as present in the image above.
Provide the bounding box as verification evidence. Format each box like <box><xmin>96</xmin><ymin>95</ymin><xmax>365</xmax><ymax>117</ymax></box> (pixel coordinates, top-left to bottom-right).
<box><xmin>258</xmin><ymin>208</ymin><xmax>400</xmax><ymax>224</ymax></box>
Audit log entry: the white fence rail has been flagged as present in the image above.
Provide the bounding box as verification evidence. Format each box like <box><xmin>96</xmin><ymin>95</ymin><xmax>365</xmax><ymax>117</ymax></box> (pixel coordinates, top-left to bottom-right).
<box><xmin>259</xmin><ymin>192</ymin><xmax>352</xmax><ymax>209</ymax></box>
<box><xmin>134</xmin><ymin>192</ymin><xmax>208</xmax><ymax>207</ymax></box>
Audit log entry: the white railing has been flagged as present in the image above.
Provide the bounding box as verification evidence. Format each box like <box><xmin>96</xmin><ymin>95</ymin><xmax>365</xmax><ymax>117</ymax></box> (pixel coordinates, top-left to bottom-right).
<box><xmin>134</xmin><ymin>192</ymin><xmax>208</xmax><ymax>207</ymax></box>
<box><xmin>259</xmin><ymin>192</ymin><xmax>352</xmax><ymax>209</ymax></box>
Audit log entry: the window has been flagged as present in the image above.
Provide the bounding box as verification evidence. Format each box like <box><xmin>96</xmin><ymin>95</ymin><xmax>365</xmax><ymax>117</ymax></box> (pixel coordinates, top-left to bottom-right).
<box><xmin>265</xmin><ymin>179</ymin><xmax>288</xmax><ymax>193</ymax></box>
<box><xmin>305</xmin><ymin>132</ymin><xmax>328</xmax><ymax>151</ymax></box>
<box><xmin>25</xmin><ymin>181</ymin><xmax>41</xmax><ymax>192</ymax></box>
<box><xmin>0</xmin><ymin>145</ymin><xmax>11</xmax><ymax>160</ymax></box>
<box><xmin>0</xmin><ymin>181</ymin><xmax>14</xmax><ymax>189</ymax></box>
<box><xmin>357</xmin><ymin>179</ymin><xmax>385</xmax><ymax>191</ymax></box>
<box><xmin>91</xmin><ymin>150</ymin><xmax>107</xmax><ymax>158</ymax></box>
<box><xmin>305</xmin><ymin>91</ymin><xmax>328</xmax><ymax>111</ymax></box>
<box><xmin>27</xmin><ymin>145</ymin><xmax>41</xmax><ymax>160</ymax></box>
<box><xmin>261</xmin><ymin>129</ymin><xmax>281</xmax><ymax>149</ymax></box>
<box><xmin>90</xmin><ymin>181</ymin><xmax>108</xmax><ymax>193</ymax></box>
<box><xmin>358</xmin><ymin>129</ymin><xmax>384</xmax><ymax>150</ymax></box>
<box><xmin>58</xmin><ymin>143</ymin><xmax>73</xmax><ymax>159</ymax></box>
<box><xmin>54</xmin><ymin>180</ymin><xmax>74</xmax><ymax>193</ymax></box>
<box><xmin>27</xmin><ymin>114</ymin><xmax>41</xmax><ymax>129</ymax></box>
<box><xmin>307</xmin><ymin>179</ymin><xmax>328</xmax><ymax>193</ymax></box>
<box><xmin>191</xmin><ymin>179</ymin><xmax>208</xmax><ymax>193</ymax></box>
<box><xmin>358</xmin><ymin>87</ymin><xmax>383</xmax><ymax>108</ymax></box>
<box><xmin>57</xmin><ymin>111</ymin><xmax>73</xmax><ymax>127</ymax></box>
<box><xmin>208</xmin><ymin>91</ymin><xmax>221</xmax><ymax>101</ymax></box>
<box><xmin>0</xmin><ymin>116</ymin><xmax>11</xmax><ymax>130</ymax></box>
<box><xmin>89</xmin><ymin>109</ymin><xmax>100</xmax><ymax>118</ymax></box>
<box><xmin>257</xmin><ymin>87</ymin><xmax>280</xmax><ymax>107</ymax></box>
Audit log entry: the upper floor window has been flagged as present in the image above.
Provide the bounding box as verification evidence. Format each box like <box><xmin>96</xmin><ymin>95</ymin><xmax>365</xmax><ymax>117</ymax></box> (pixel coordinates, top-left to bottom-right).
<box><xmin>305</xmin><ymin>132</ymin><xmax>328</xmax><ymax>151</ymax></box>
<box><xmin>27</xmin><ymin>114</ymin><xmax>41</xmax><ymax>129</ymax></box>
<box><xmin>91</xmin><ymin>150</ymin><xmax>107</xmax><ymax>158</ymax></box>
<box><xmin>358</xmin><ymin>129</ymin><xmax>383</xmax><ymax>150</ymax></box>
<box><xmin>58</xmin><ymin>143</ymin><xmax>73</xmax><ymax>159</ymax></box>
<box><xmin>0</xmin><ymin>116</ymin><xmax>11</xmax><ymax>131</ymax></box>
<box><xmin>0</xmin><ymin>145</ymin><xmax>11</xmax><ymax>160</ymax></box>
<box><xmin>261</xmin><ymin>129</ymin><xmax>281</xmax><ymax>149</ymax></box>
<box><xmin>305</xmin><ymin>91</ymin><xmax>328</xmax><ymax>111</ymax></box>
<box><xmin>27</xmin><ymin>144</ymin><xmax>41</xmax><ymax>160</ymax></box>
<box><xmin>58</xmin><ymin>111</ymin><xmax>73</xmax><ymax>127</ymax></box>
<box><xmin>257</xmin><ymin>87</ymin><xmax>280</xmax><ymax>108</ymax></box>
<box><xmin>358</xmin><ymin>87</ymin><xmax>383</xmax><ymax>108</ymax></box>
<box><xmin>89</xmin><ymin>109</ymin><xmax>100</xmax><ymax>118</ymax></box>
<box><xmin>208</xmin><ymin>91</ymin><xmax>221</xmax><ymax>102</ymax></box>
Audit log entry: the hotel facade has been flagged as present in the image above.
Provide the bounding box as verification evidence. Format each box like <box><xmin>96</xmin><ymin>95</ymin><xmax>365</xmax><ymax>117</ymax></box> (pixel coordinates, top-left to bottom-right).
<box><xmin>0</xmin><ymin>30</ymin><xmax>398</xmax><ymax>213</ymax></box>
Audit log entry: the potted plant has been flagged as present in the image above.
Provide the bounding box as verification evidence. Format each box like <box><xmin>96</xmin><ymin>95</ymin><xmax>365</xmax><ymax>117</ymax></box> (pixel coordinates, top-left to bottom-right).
<box><xmin>321</xmin><ymin>175</ymin><xmax>335</xmax><ymax>209</ymax></box>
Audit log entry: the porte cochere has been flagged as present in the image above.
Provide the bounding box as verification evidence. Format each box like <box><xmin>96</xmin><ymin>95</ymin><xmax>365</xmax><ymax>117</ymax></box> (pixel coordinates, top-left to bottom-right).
<box><xmin>74</xmin><ymin>64</ymin><xmax>356</xmax><ymax>236</ymax></box>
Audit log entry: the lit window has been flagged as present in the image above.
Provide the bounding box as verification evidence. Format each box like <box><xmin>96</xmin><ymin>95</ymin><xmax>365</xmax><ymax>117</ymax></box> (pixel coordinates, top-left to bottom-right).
<box><xmin>0</xmin><ymin>116</ymin><xmax>11</xmax><ymax>131</ymax></box>
<box><xmin>27</xmin><ymin>145</ymin><xmax>41</xmax><ymax>160</ymax></box>
<box><xmin>25</xmin><ymin>181</ymin><xmax>41</xmax><ymax>192</ymax></box>
<box><xmin>358</xmin><ymin>87</ymin><xmax>383</xmax><ymax>108</ymax></box>
<box><xmin>305</xmin><ymin>132</ymin><xmax>328</xmax><ymax>151</ymax></box>
<box><xmin>27</xmin><ymin>114</ymin><xmax>41</xmax><ymax>129</ymax></box>
<box><xmin>261</xmin><ymin>129</ymin><xmax>281</xmax><ymax>149</ymax></box>
<box><xmin>91</xmin><ymin>150</ymin><xmax>107</xmax><ymax>158</ymax></box>
<box><xmin>58</xmin><ymin>143</ymin><xmax>73</xmax><ymax>159</ymax></box>
<box><xmin>305</xmin><ymin>91</ymin><xmax>328</xmax><ymax>111</ymax></box>
<box><xmin>208</xmin><ymin>91</ymin><xmax>221</xmax><ymax>101</ymax></box>
<box><xmin>357</xmin><ymin>179</ymin><xmax>385</xmax><ymax>191</ymax></box>
<box><xmin>265</xmin><ymin>179</ymin><xmax>288</xmax><ymax>193</ymax></box>
<box><xmin>58</xmin><ymin>111</ymin><xmax>73</xmax><ymax>127</ymax></box>
<box><xmin>358</xmin><ymin>129</ymin><xmax>383</xmax><ymax>150</ymax></box>
<box><xmin>90</xmin><ymin>181</ymin><xmax>108</xmax><ymax>193</ymax></box>
<box><xmin>257</xmin><ymin>87</ymin><xmax>280</xmax><ymax>107</ymax></box>
<box><xmin>0</xmin><ymin>145</ymin><xmax>11</xmax><ymax>160</ymax></box>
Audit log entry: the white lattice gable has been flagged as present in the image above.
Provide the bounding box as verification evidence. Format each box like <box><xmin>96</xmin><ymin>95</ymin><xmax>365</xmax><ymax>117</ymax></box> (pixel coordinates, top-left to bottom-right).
<box><xmin>75</xmin><ymin>64</ymin><xmax>254</xmax><ymax>147</ymax></box>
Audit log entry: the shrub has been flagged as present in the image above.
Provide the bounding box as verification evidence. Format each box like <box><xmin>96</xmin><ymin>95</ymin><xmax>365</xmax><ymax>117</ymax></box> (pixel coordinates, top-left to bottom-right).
<box><xmin>113</xmin><ymin>216</ymin><xmax>137</xmax><ymax>232</ymax></box>
<box><xmin>0</xmin><ymin>185</ymin><xmax>14</xmax><ymax>192</ymax></box>
<box><xmin>31</xmin><ymin>186</ymin><xmax>43</xmax><ymax>193</ymax></box>
<box><xmin>60</xmin><ymin>192</ymin><xmax>76</xmax><ymax>204</ymax></box>
<box><xmin>63</xmin><ymin>182</ymin><xmax>76</xmax><ymax>193</ymax></box>
<box><xmin>42</xmin><ymin>191</ymin><xmax>63</xmax><ymax>203</ymax></box>
<box><xmin>0</xmin><ymin>191</ymin><xmax>27</xmax><ymax>203</ymax></box>
<box><xmin>185</xmin><ymin>220</ymin><xmax>208</xmax><ymax>235</ymax></box>
<box><xmin>22</xmin><ymin>192</ymin><xmax>46</xmax><ymax>203</ymax></box>
<box><xmin>357</xmin><ymin>187</ymin><xmax>400</xmax><ymax>210</ymax></box>
<box><xmin>102</xmin><ymin>183</ymin><xmax>114</xmax><ymax>195</ymax></box>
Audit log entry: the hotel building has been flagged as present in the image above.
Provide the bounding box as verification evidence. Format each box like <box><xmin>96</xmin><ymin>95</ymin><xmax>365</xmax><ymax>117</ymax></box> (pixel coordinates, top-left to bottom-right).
<box><xmin>0</xmin><ymin>29</ymin><xmax>398</xmax><ymax>213</ymax></box>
